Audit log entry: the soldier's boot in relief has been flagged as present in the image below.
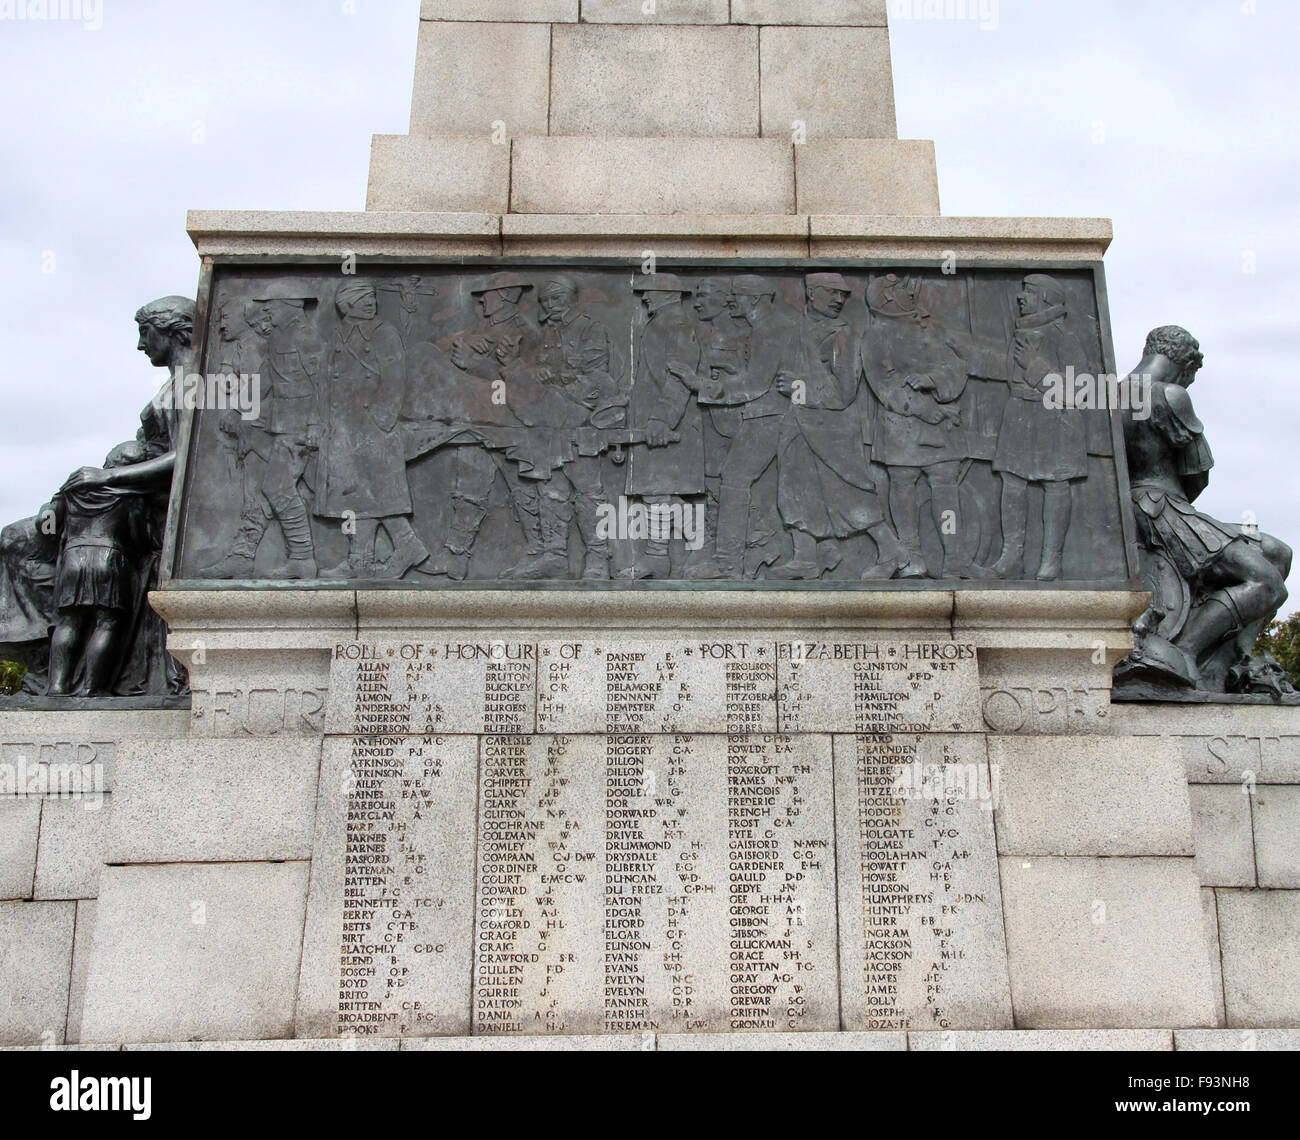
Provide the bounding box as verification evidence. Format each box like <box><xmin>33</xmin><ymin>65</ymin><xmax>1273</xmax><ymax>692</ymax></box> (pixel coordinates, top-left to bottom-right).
<box><xmin>274</xmin><ymin>500</ymin><xmax>318</xmax><ymax>580</ymax></box>
<box><xmin>322</xmin><ymin>521</ymin><xmax>381</xmax><ymax>580</ymax></box>
<box><xmin>681</xmin><ymin>481</ymin><xmax>722</xmax><ymax>576</ymax></box>
<box><xmin>888</xmin><ymin>479</ymin><xmax>929</xmax><ymax>578</ymax></box>
<box><xmin>891</xmin><ymin>538</ymin><xmax>930</xmax><ymax>580</ymax></box>
<box><xmin>381</xmin><ymin>519</ymin><xmax>432</xmax><ymax>580</ymax></box>
<box><xmin>819</xmin><ymin>539</ymin><xmax>844</xmax><ymax>575</ymax></box>
<box><xmin>767</xmin><ymin>562</ymin><xmax>820</xmax><ymax>580</ymax></box>
<box><xmin>992</xmin><ymin>511</ymin><xmax>1027</xmax><ymax>578</ymax></box>
<box><xmin>503</xmin><ymin>495</ymin><xmax>570</xmax><ymax>580</ymax></box>
<box><xmin>944</xmin><ymin>558</ymin><xmax>993</xmax><ymax>581</ymax></box>
<box><xmin>894</xmin><ymin>516</ymin><xmax>928</xmax><ymax>578</ymax></box>
<box><xmin>682</xmin><ymin>556</ymin><xmax>738</xmax><ymax>580</ymax></box>
<box><xmin>1035</xmin><ymin>550</ymin><xmax>1065</xmax><ymax>581</ymax></box>
<box><xmin>204</xmin><ymin>550</ymin><xmax>256</xmax><ymax>580</ymax></box>
<box><xmin>574</xmin><ymin>495</ymin><xmax>610</xmax><ymax>581</ymax></box>
<box><xmin>622</xmin><ymin>537</ymin><xmax>672</xmax><ymax>580</ymax></box>
<box><xmin>422</xmin><ymin>501</ymin><xmax>485</xmax><ymax>580</ymax></box>
<box><xmin>319</xmin><ymin>553</ymin><xmax>362</xmax><ymax>579</ymax></box>
<box><xmin>768</xmin><ymin>529</ymin><xmax>822</xmax><ymax>580</ymax></box>
<box><xmin>202</xmin><ymin>519</ymin><xmax>265</xmax><ymax>579</ymax></box>
<box><xmin>582</xmin><ymin>547</ymin><xmax>611</xmax><ymax>580</ymax></box>
<box><xmin>934</xmin><ymin>490</ymin><xmax>992</xmax><ymax>580</ymax></box>
<box><xmin>862</xmin><ymin>522</ymin><xmax>913</xmax><ymax>580</ymax></box>
<box><xmin>684</xmin><ymin>481</ymin><xmax>747</xmax><ymax>579</ymax></box>
<box><xmin>992</xmin><ymin>479</ymin><xmax>1029</xmax><ymax>578</ymax></box>
<box><xmin>422</xmin><ymin>550</ymin><xmax>469</xmax><ymax>581</ymax></box>
<box><xmin>517</xmin><ymin>502</ymin><xmax>545</xmax><ymax>560</ymax></box>
<box><xmin>991</xmin><ymin>552</ymin><xmax>1024</xmax><ymax>579</ymax></box>
<box><xmin>1035</xmin><ymin>487</ymin><xmax>1072</xmax><ymax>581</ymax></box>
<box><xmin>502</xmin><ymin>552</ymin><xmax>569</xmax><ymax>581</ymax></box>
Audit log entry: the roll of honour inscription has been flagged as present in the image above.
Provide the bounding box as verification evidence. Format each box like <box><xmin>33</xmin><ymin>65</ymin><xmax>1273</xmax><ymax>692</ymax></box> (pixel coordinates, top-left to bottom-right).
<box><xmin>297</xmin><ymin>638</ymin><xmax>1007</xmax><ymax>1037</ymax></box>
<box><xmin>835</xmin><ymin>733</ymin><xmax>1013</xmax><ymax>1032</ymax></box>
<box><xmin>474</xmin><ymin>732</ymin><xmax>837</xmax><ymax>1036</ymax></box>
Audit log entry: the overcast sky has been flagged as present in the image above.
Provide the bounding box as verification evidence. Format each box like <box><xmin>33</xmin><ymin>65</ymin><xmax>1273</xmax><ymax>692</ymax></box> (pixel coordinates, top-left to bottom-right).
<box><xmin>0</xmin><ymin>0</ymin><xmax>1295</xmax><ymax>610</ymax></box>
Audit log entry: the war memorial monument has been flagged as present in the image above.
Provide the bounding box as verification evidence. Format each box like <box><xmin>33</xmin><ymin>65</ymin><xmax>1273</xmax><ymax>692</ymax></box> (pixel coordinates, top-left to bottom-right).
<box><xmin>1</xmin><ymin>1</ymin><xmax>1297</xmax><ymax>1054</ymax></box>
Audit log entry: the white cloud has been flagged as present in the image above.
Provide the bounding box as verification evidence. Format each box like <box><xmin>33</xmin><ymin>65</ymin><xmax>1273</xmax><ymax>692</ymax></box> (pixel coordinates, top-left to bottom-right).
<box><xmin>893</xmin><ymin>0</ymin><xmax>1300</xmax><ymax>611</ymax></box>
<box><xmin>0</xmin><ymin>0</ymin><xmax>1294</xmax><ymax>611</ymax></box>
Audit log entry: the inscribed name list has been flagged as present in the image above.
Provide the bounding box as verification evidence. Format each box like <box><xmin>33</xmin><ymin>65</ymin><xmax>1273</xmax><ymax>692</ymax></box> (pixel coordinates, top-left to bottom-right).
<box><xmin>326</xmin><ymin>640</ymin><xmax>537</xmax><ymax>736</ymax></box>
<box><xmin>473</xmin><ymin>734</ymin><xmax>839</xmax><ymax>1036</ymax></box>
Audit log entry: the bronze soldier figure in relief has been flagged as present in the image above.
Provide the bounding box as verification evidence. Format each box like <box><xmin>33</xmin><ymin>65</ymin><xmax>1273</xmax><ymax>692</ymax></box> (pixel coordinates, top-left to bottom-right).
<box><xmin>518</xmin><ymin>275</ymin><xmax>626</xmax><ymax>581</ymax></box>
<box><xmin>421</xmin><ymin>274</ymin><xmax>545</xmax><ymax>581</ymax></box>
<box><xmin>621</xmin><ymin>274</ymin><xmax>705</xmax><ymax>580</ymax></box>
<box><xmin>685</xmin><ymin>276</ymin><xmax>804</xmax><ymax>579</ymax></box>
<box><xmin>240</xmin><ymin>282</ymin><xmax>324</xmax><ymax>580</ymax></box>
<box><xmin>862</xmin><ymin>274</ymin><xmax>985</xmax><ymax>580</ymax></box>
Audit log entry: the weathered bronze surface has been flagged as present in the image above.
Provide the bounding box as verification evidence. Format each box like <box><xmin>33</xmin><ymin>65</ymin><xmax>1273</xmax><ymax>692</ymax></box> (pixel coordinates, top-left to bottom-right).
<box><xmin>1113</xmin><ymin>326</ymin><xmax>1294</xmax><ymax>701</ymax></box>
<box><xmin>0</xmin><ymin>297</ymin><xmax>191</xmax><ymax>702</ymax></box>
<box><xmin>172</xmin><ymin>262</ymin><xmax>1138</xmax><ymax>587</ymax></box>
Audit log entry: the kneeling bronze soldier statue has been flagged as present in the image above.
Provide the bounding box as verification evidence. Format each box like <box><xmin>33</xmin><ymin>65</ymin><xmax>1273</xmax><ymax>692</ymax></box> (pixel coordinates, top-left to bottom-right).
<box><xmin>1114</xmin><ymin>326</ymin><xmax>1293</xmax><ymax>699</ymax></box>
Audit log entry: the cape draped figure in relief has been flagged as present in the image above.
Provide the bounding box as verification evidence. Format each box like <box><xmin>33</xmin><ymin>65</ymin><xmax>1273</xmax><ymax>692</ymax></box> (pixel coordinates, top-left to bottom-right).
<box><xmin>1114</xmin><ymin>326</ymin><xmax>1293</xmax><ymax>698</ymax></box>
<box><xmin>416</xmin><ymin>273</ymin><xmax>545</xmax><ymax>581</ymax></box>
<box><xmin>685</xmin><ymin>274</ymin><xmax>909</xmax><ymax>581</ymax></box>
<box><xmin>954</xmin><ymin>274</ymin><xmax>1090</xmax><ymax>581</ymax></box>
<box><xmin>774</xmin><ymin>273</ymin><xmax>908</xmax><ymax>582</ymax></box>
<box><xmin>316</xmin><ymin>280</ymin><xmax>430</xmax><ymax>579</ymax></box>
<box><xmin>621</xmin><ymin>274</ymin><xmax>705</xmax><ymax>580</ymax></box>
<box><xmin>0</xmin><ymin>296</ymin><xmax>191</xmax><ymax>699</ymax></box>
<box><xmin>861</xmin><ymin>274</ymin><xmax>986</xmax><ymax>580</ymax></box>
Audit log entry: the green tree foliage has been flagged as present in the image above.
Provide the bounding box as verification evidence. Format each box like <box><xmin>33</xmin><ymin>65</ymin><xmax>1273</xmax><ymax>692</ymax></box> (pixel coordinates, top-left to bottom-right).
<box><xmin>1255</xmin><ymin>612</ymin><xmax>1300</xmax><ymax>689</ymax></box>
<box><xmin>0</xmin><ymin>660</ymin><xmax>27</xmax><ymax>695</ymax></box>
